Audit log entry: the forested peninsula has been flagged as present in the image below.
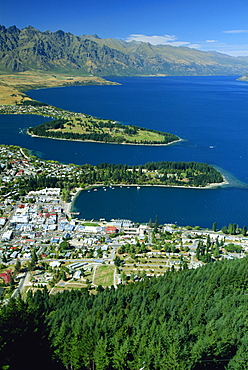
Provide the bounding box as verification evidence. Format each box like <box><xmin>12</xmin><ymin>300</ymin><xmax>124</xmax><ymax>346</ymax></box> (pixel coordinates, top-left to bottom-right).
<box><xmin>28</xmin><ymin>116</ymin><xmax>179</xmax><ymax>145</ymax></box>
<box><xmin>0</xmin><ymin>101</ymin><xmax>179</xmax><ymax>145</ymax></box>
<box><xmin>23</xmin><ymin>160</ymin><xmax>224</xmax><ymax>191</ymax></box>
<box><xmin>1</xmin><ymin>257</ymin><xmax>247</xmax><ymax>370</ymax></box>
<box><xmin>22</xmin><ymin>103</ymin><xmax>179</xmax><ymax>146</ymax></box>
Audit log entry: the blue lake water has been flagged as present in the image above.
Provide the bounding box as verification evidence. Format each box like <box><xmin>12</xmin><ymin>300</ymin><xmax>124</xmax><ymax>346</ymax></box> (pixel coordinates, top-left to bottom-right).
<box><xmin>1</xmin><ymin>76</ymin><xmax>248</xmax><ymax>228</ymax></box>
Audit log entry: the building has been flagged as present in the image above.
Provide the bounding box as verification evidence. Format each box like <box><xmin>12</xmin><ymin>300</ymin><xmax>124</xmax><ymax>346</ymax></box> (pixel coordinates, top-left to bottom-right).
<box><xmin>0</xmin><ymin>270</ymin><xmax>12</xmax><ymax>284</ymax></box>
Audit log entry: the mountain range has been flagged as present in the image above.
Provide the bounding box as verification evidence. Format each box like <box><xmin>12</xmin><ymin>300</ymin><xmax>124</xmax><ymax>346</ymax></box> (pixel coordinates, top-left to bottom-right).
<box><xmin>1</xmin><ymin>25</ymin><xmax>248</xmax><ymax>77</ymax></box>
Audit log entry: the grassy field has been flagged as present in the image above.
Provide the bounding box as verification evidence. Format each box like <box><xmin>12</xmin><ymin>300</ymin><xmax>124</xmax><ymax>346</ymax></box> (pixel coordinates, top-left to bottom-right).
<box><xmin>0</xmin><ymin>71</ymin><xmax>118</xmax><ymax>104</ymax></box>
<box><xmin>49</xmin><ymin>118</ymin><xmax>167</xmax><ymax>143</ymax></box>
<box><xmin>82</xmin><ymin>222</ymin><xmax>100</xmax><ymax>227</ymax></box>
<box><xmin>94</xmin><ymin>265</ymin><xmax>115</xmax><ymax>287</ymax></box>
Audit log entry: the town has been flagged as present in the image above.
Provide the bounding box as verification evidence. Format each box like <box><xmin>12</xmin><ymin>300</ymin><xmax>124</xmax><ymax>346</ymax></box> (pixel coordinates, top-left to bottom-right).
<box><xmin>0</xmin><ymin>144</ymin><xmax>247</xmax><ymax>304</ymax></box>
<box><xmin>0</xmin><ymin>102</ymin><xmax>87</xmax><ymax>120</ymax></box>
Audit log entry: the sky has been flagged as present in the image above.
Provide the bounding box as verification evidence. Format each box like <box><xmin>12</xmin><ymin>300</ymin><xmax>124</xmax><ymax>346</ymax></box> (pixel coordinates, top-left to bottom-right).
<box><xmin>1</xmin><ymin>0</ymin><xmax>248</xmax><ymax>56</ymax></box>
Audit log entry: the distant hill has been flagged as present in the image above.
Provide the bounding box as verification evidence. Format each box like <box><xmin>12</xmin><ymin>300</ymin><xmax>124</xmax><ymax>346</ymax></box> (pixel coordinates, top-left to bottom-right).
<box><xmin>237</xmin><ymin>75</ymin><xmax>248</xmax><ymax>82</ymax></box>
<box><xmin>1</xmin><ymin>25</ymin><xmax>248</xmax><ymax>76</ymax></box>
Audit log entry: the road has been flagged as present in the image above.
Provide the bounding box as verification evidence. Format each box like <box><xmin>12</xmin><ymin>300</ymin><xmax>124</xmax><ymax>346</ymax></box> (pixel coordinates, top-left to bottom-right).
<box><xmin>11</xmin><ymin>271</ymin><xmax>31</xmax><ymax>298</ymax></box>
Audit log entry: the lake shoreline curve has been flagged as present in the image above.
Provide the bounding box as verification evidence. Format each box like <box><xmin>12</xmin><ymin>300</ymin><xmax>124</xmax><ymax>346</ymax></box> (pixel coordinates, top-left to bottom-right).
<box><xmin>68</xmin><ymin>177</ymin><xmax>230</xmax><ymax>216</ymax></box>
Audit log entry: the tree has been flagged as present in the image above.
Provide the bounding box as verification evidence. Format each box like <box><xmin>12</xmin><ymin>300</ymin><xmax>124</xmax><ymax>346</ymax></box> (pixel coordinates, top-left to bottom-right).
<box><xmin>141</xmin><ymin>270</ymin><xmax>147</xmax><ymax>279</ymax></box>
<box><xmin>154</xmin><ymin>215</ymin><xmax>159</xmax><ymax>232</ymax></box>
<box><xmin>130</xmin><ymin>272</ymin><xmax>135</xmax><ymax>282</ymax></box>
<box><xmin>148</xmin><ymin>218</ymin><xmax>153</xmax><ymax>227</ymax></box>
<box><xmin>242</xmin><ymin>225</ymin><xmax>247</xmax><ymax>236</ymax></box>
<box><xmin>213</xmin><ymin>244</ymin><xmax>220</xmax><ymax>259</ymax></box>
<box><xmin>29</xmin><ymin>251</ymin><xmax>38</xmax><ymax>271</ymax></box>
<box><xmin>96</xmin><ymin>285</ymin><xmax>104</xmax><ymax>292</ymax></box>
<box><xmin>59</xmin><ymin>240</ymin><xmax>70</xmax><ymax>250</ymax></box>
<box><xmin>228</xmin><ymin>223</ymin><xmax>237</xmax><ymax>235</ymax></box>
<box><xmin>61</xmin><ymin>188</ymin><xmax>70</xmax><ymax>202</ymax></box>
<box><xmin>2</xmin><ymin>254</ymin><xmax>7</xmax><ymax>263</ymax></box>
<box><xmin>221</xmin><ymin>226</ymin><xmax>228</xmax><ymax>234</ymax></box>
<box><xmin>212</xmin><ymin>222</ymin><xmax>217</xmax><ymax>232</ymax></box>
<box><xmin>114</xmin><ymin>256</ymin><xmax>122</xmax><ymax>267</ymax></box>
<box><xmin>225</xmin><ymin>243</ymin><xmax>242</xmax><ymax>253</ymax></box>
<box><xmin>93</xmin><ymin>338</ymin><xmax>110</xmax><ymax>370</ymax></box>
<box><xmin>14</xmin><ymin>259</ymin><xmax>21</xmax><ymax>274</ymax></box>
<box><xmin>206</xmin><ymin>234</ymin><xmax>211</xmax><ymax>251</ymax></box>
<box><xmin>120</xmin><ymin>271</ymin><xmax>127</xmax><ymax>282</ymax></box>
<box><xmin>32</xmin><ymin>251</ymin><xmax>38</xmax><ymax>264</ymax></box>
<box><xmin>9</xmin><ymin>274</ymin><xmax>15</xmax><ymax>291</ymax></box>
<box><xmin>60</xmin><ymin>270</ymin><xmax>67</xmax><ymax>281</ymax></box>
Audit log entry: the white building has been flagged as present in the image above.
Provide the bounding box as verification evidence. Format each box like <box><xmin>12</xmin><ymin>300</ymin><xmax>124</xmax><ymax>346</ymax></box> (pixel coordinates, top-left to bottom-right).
<box><xmin>2</xmin><ymin>230</ymin><xmax>13</xmax><ymax>240</ymax></box>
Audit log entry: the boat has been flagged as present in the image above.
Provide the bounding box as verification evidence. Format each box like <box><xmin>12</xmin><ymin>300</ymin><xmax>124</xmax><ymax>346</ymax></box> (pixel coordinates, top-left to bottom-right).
<box><xmin>137</xmin><ymin>186</ymin><xmax>141</xmax><ymax>189</ymax></box>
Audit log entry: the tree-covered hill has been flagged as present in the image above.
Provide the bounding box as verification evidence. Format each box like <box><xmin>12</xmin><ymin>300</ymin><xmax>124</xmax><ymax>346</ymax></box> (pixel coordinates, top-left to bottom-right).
<box><xmin>237</xmin><ymin>75</ymin><xmax>248</xmax><ymax>82</ymax></box>
<box><xmin>1</xmin><ymin>257</ymin><xmax>247</xmax><ymax>369</ymax></box>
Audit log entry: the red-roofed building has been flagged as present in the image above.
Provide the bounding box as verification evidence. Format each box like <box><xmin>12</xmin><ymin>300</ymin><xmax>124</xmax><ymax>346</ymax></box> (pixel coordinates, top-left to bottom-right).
<box><xmin>16</xmin><ymin>169</ymin><xmax>24</xmax><ymax>177</ymax></box>
<box><xmin>106</xmin><ymin>226</ymin><xmax>117</xmax><ymax>234</ymax></box>
<box><xmin>0</xmin><ymin>270</ymin><xmax>12</xmax><ymax>284</ymax></box>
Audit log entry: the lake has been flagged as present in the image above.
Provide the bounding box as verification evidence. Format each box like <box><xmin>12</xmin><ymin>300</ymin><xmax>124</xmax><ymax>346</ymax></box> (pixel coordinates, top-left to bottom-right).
<box><xmin>1</xmin><ymin>76</ymin><xmax>248</xmax><ymax>228</ymax></box>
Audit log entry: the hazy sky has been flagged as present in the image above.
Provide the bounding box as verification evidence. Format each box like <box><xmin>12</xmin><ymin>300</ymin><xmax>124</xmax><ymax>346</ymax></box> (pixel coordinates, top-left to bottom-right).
<box><xmin>1</xmin><ymin>0</ymin><xmax>248</xmax><ymax>56</ymax></box>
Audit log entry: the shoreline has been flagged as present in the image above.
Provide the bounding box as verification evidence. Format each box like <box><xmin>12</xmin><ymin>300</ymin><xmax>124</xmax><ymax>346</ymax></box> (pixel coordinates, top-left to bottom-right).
<box><xmin>68</xmin><ymin>178</ymin><xmax>229</xmax><ymax>214</ymax></box>
<box><xmin>64</xmin><ymin>187</ymin><xmax>83</xmax><ymax>217</ymax></box>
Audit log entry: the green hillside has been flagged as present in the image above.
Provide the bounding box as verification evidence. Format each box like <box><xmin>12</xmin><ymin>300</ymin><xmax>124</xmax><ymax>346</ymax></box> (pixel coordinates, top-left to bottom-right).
<box><xmin>1</xmin><ymin>257</ymin><xmax>247</xmax><ymax>369</ymax></box>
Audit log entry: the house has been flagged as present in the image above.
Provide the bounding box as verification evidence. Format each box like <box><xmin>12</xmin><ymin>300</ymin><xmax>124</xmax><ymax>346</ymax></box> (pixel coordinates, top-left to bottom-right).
<box><xmin>2</xmin><ymin>230</ymin><xmax>13</xmax><ymax>241</ymax></box>
<box><xmin>0</xmin><ymin>270</ymin><xmax>12</xmax><ymax>284</ymax></box>
<box><xmin>73</xmin><ymin>270</ymin><xmax>81</xmax><ymax>279</ymax></box>
<box><xmin>106</xmin><ymin>226</ymin><xmax>117</xmax><ymax>234</ymax></box>
<box><xmin>49</xmin><ymin>261</ymin><xmax>61</xmax><ymax>268</ymax></box>
<box><xmin>0</xmin><ymin>218</ymin><xmax>6</xmax><ymax>227</ymax></box>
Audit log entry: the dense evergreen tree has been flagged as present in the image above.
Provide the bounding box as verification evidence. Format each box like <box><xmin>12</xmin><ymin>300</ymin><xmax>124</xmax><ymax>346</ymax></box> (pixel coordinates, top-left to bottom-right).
<box><xmin>241</xmin><ymin>225</ymin><xmax>247</xmax><ymax>236</ymax></box>
<box><xmin>212</xmin><ymin>222</ymin><xmax>217</xmax><ymax>232</ymax></box>
<box><xmin>0</xmin><ymin>258</ymin><xmax>247</xmax><ymax>369</ymax></box>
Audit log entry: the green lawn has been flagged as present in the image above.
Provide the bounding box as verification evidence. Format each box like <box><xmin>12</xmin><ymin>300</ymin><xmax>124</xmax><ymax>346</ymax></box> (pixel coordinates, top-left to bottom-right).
<box><xmin>94</xmin><ymin>265</ymin><xmax>115</xmax><ymax>286</ymax></box>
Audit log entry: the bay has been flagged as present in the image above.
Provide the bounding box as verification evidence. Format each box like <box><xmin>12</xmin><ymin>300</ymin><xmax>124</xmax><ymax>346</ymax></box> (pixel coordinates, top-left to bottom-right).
<box><xmin>1</xmin><ymin>76</ymin><xmax>248</xmax><ymax>228</ymax></box>
<box><xmin>71</xmin><ymin>186</ymin><xmax>248</xmax><ymax>229</ymax></box>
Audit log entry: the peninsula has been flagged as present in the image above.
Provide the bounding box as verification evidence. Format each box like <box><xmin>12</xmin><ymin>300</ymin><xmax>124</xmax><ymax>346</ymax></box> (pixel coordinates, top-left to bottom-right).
<box><xmin>0</xmin><ymin>101</ymin><xmax>180</xmax><ymax>145</ymax></box>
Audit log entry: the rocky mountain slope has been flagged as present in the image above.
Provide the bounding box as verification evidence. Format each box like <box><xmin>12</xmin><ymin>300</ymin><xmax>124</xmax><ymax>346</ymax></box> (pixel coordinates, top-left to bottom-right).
<box><xmin>1</xmin><ymin>25</ymin><xmax>248</xmax><ymax>76</ymax></box>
